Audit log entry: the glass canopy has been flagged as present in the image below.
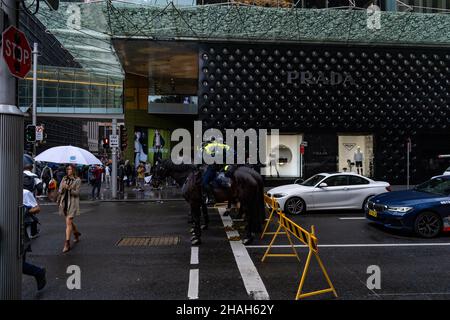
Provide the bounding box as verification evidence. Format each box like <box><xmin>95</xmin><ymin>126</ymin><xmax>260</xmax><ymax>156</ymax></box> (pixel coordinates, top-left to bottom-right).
<box><xmin>32</xmin><ymin>1</ymin><xmax>450</xmax><ymax>80</ymax></box>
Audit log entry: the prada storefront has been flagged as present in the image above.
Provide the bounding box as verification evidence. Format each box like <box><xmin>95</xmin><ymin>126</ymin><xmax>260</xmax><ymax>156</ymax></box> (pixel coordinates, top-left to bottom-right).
<box><xmin>198</xmin><ymin>43</ymin><xmax>450</xmax><ymax>184</ymax></box>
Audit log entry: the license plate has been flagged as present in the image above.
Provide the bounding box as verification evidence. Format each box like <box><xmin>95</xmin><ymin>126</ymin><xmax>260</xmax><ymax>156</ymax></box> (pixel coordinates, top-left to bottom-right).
<box><xmin>368</xmin><ymin>209</ymin><xmax>378</xmax><ymax>218</ymax></box>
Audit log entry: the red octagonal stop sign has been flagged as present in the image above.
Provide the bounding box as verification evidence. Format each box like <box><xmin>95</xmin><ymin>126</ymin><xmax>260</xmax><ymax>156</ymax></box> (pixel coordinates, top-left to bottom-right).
<box><xmin>2</xmin><ymin>26</ymin><xmax>32</xmax><ymax>79</ymax></box>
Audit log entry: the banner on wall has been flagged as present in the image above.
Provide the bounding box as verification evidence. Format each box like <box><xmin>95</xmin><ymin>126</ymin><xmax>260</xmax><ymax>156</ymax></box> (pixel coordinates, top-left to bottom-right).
<box><xmin>134</xmin><ymin>127</ymin><xmax>149</xmax><ymax>168</ymax></box>
<box><xmin>147</xmin><ymin>128</ymin><xmax>171</xmax><ymax>165</ymax></box>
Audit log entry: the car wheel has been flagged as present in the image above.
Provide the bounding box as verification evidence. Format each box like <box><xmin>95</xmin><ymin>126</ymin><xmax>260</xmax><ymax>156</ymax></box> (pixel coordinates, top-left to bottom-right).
<box><xmin>414</xmin><ymin>212</ymin><xmax>442</xmax><ymax>238</ymax></box>
<box><xmin>362</xmin><ymin>195</ymin><xmax>374</xmax><ymax>211</ymax></box>
<box><xmin>284</xmin><ymin>197</ymin><xmax>306</xmax><ymax>215</ymax></box>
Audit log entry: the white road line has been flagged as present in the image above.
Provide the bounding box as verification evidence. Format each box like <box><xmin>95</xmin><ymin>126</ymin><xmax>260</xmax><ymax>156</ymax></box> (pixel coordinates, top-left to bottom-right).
<box><xmin>218</xmin><ymin>208</ymin><xmax>270</xmax><ymax>300</ymax></box>
<box><xmin>339</xmin><ymin>217</ymin><xmax>366</xmax><ymax>220</ymax></box>
<box><xmin>246</xmin><ymin>242</ymin><xmax>450</xmax><ymax>249</ymax></box>
<box><xmin>191</xmin><ymin>247</ymin><xmax>199</xmax><ymax>265</ymax></box>
<box><xmin>369</xmin><ymin>292</ymin><xmax>450</xmax><ymax>296</ymax></box>
<box><xmin>188</xmin><ymin>269</ymin><xmax>199</xmax><ymax>300</ymax></box>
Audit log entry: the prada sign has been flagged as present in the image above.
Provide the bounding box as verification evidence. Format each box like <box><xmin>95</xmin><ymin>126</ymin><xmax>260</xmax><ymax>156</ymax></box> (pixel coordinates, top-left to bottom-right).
<box><xmin>286</xmin><ymin>71</ymin><xmax>356</xmax><ymax>85</ymax></box>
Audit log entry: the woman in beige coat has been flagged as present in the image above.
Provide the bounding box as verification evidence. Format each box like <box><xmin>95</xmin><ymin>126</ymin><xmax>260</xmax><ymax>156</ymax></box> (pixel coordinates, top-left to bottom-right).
<box><xmin>58</xmin><ymin>165</ymin><xmax>82</xmax><ymax>253</ymax></box>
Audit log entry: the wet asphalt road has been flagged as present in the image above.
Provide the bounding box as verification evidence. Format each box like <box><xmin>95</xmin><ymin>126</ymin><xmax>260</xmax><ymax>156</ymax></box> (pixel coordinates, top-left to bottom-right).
<box><xmin>22</xmin><ymin>200</ymin><xmax>450</xmax><ymax>300</ymax></box>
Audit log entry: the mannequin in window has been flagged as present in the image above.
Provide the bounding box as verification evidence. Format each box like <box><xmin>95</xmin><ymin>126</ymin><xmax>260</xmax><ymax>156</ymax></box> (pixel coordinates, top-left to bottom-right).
<box><xmin>354</xmin><ymin>146</ymin><xmax>364</xmax><ymax>175</ymax></box>
<box><xmin>269</xmin><ymin>152</ymin><xmax>280</xmax><ymax>178</ymax></box>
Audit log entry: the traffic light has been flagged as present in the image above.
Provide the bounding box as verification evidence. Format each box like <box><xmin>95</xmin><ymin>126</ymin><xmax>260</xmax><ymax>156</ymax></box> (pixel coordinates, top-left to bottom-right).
<box><xmin>120</xmin><ymin>125</ymin><xmax>128</xmax><ymax>151</ymax></box>
<box><xmin>25</xmin><ymin>125</ymin><xmax>36</xmax><ymax>143</ymax></box>
<box><xmin>102</xmin><ymin>138</ymin><xmax>109</xmax><ymax>149</ymax></box>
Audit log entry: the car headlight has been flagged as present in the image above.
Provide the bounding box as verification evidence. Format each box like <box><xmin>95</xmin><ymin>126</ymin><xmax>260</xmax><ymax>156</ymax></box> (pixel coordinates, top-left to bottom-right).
<box><xmin>272</xmin><ymin>193</ymin><xmax>288</xmax><ymax>198</ymax></box>
<box><xmin>387</xmin><ymin>206</ymin><xmax>413</xmax><ymax>213</ymax></box>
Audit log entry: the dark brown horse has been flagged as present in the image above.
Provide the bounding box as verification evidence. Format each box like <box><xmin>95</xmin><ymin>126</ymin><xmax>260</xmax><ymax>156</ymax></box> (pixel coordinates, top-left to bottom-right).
<box><xmin>153</xmin><ymin>160</ymin><xmax>265</xmax><ymax>245</ymax></box>
<box><xmin>225</xmin><ymin>165</ymin><xmax>266</xmax><ymax>244</ymax></box>
<box><xmin>152</xmin><ymin>160</ymin><xmax>208</xmax><ymax>245</ymax></box>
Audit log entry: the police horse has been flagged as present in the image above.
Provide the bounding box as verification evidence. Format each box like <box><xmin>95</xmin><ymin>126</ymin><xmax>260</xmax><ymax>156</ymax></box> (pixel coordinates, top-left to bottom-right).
<box><xmin>152</xmin><ymin>159</ymin><xmax>265</xmax><ymax>245</ymax></box>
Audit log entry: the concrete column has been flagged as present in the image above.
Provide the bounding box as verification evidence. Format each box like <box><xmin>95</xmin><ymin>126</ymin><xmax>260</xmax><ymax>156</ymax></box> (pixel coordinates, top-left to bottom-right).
<box><xmin>111</xmin><ymin>118</ymin><xmax>117</xmax><ymax>199</ymax></box>
<box><xmin>0</xmin><ymin>0</ymin><xmax>23</xmax><ymax>300</ymax></box>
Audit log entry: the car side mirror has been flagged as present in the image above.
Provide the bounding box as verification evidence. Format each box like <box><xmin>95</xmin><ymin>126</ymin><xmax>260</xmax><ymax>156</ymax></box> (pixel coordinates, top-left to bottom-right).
<box><xmin>318</xmin><ymin>182</ymin><xmax>328</xmax><ymax>188</ymax></box>
<box><xmin>294</xmin><ymin>178</ymin><xmax>304</xmax><ymax>185</ymax></box>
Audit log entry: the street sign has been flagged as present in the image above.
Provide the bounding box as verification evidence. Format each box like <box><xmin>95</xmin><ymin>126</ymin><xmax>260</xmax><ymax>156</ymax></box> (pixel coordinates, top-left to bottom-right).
<box><xmin>110</xmin><ymin>134</ymin><xmax>119</xmax><ymax>148</ymax></box>
<box><xmin>301</xmin><ymin>141</ymin><xmax>308</xmax><ymax>147</ymax></box>
<box><xmin>1</xmin><ymin>26</ymin><xmax>32</xmax><ymax>79</ymax></box>
<box><xmin>35</xmin><ymin>126</ymin><xmax>44</xmax><ymax>141</ymax></box>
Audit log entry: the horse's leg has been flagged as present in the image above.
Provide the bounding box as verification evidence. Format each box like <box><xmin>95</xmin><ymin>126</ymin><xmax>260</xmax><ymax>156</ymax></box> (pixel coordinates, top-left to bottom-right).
<box><xmin>224</xmin><ymin>199</ymin><xmax>232</xmax><ymax>216</ymax></box>
<box><xmin>190</xmin><ymin>202</ymin><xmax>202</xmax><ymax>245</ymax></box>
<box><xmin>201</xmin><ymin>200</ymin><xmax>208</xmax><ymax>230</ymax></box>
<box><xmin>236</xmin><ymin>201</ymin><xmax>243</xmax><ymax>220</ymax></box>
<box><xmin>241</xmin><ymin>204</ymin><xmax>254</xmax><ymax>245</ymax></box>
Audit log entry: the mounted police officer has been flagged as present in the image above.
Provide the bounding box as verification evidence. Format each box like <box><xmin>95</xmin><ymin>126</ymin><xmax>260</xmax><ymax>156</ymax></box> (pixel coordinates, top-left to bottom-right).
<box><xmin>201</xmin><ymin>137</ymin><xmax>231</xmax><ymax>205</ymax></box>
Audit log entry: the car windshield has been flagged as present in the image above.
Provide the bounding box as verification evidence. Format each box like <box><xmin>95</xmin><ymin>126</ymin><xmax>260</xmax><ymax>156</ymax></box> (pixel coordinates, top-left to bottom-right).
<box><xmin>414</xmin><ymin>177</ymin><xmax>450</xmax><ymax>196</ymax></box>
<box><xmin>302</xmin><ymin>174</ymin><xmax>326</xmax><ymax>187</ymax></box>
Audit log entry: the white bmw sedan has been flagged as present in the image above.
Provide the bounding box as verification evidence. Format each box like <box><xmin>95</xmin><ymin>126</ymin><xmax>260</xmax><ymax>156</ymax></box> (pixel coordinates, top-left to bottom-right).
<box><xmin>267</xmin><ymin>173</ymin><xmax>391</xmax><ymax>215</ymax></box>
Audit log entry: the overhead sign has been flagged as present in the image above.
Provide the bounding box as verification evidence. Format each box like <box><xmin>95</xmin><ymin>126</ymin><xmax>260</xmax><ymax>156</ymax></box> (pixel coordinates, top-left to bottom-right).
<box><xmin>109</xmin><ymin>134</ymin><xmax>119</xmax><ymax>148</ymax></box>
<box><xmin>2</xmin><ymin>26</ymin><xmax>32</xmax><ymax>79</ymax></box>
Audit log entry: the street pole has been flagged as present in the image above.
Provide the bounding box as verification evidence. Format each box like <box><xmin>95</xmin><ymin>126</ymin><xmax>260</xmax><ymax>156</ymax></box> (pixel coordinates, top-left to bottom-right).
<box><xmin>111</xmin><ymin>119</ymin><xmax>117</xmax><ymax>199</ymax></box>
<box><xmin>32</xmin><ymin>43</ymin><xmax>38</xmax><ymax>166</ymax></box>
<box><xmin>0</xmin><ymin>0</ymin><xmax>23</xmax><ymax>300</ymax></box>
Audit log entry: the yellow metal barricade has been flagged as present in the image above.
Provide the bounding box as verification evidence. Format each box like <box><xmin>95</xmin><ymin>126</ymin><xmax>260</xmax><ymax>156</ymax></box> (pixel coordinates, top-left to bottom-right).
<box><xmin>261</xmin><ymin>195</ymin><xmax>282</xmax><ymax>239</ymax></box>
<box><xmin>262</xmin><ymin>211</ymin><xmax>338</xmax><ymax>300</ymax></box>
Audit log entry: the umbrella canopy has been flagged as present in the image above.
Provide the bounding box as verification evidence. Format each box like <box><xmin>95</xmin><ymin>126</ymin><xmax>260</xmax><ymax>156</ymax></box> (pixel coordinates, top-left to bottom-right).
<box><xmin>35</xmin><ymin>146</ymin><xmax>102</xmax><ymax>165</ymax></box>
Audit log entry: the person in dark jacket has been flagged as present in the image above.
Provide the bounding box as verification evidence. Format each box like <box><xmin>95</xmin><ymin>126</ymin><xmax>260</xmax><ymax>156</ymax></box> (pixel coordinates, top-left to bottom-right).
<box><xmin>55</xmin><ymin>164</ymin><xmax>66</xmax><ymax>185</ymax></box>
<box><xmin>124</xmin><ymin>160</ymin><xmax>132</xmax><ymax>187</ymax></box>
<box><xmin>91</xmin><ymin>165</ymin><xmax>103</xmax><ymax>200</ymax></box>
<box><xmin>118</xmin><ymin>160</ymin><xmax>125</xmax><ymax>193</ymax></box>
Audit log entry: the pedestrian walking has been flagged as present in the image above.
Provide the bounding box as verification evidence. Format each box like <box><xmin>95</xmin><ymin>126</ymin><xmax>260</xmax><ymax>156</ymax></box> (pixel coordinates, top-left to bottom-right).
<box><xmin>57</xmin><ymin>165</ymin><xmax>82</xmax><ymax>253</ymax></box>
<box><xmin>104</xmin><ymin>164</ymin><xmax>111</xmax><ymax>188</ymax></box>
<box><xmin>55</xmin><ymin>164</ymin><xmax>66</xmax><ymax>185</ymax></box>
<box><xmin>118</xmin><ymin>160</ymin><xmax>125</xmax><ymax>193</ymax></box>
<box><xmin>23</xmin><ymin>154</ymin><xmax>43</xmax><ymax>195</ymax></box>
<box><xmin>137</xmin><ymin>163</ymin><xmax>145</xmax><ymax>191</ymax></box>
<box><xmin>90</xmin><ymin>164</ymin><xmax>103</xmax><ymax>200</ymax></box>
<box><xmin>125</xmin><ymin>160</ymin><xmax>132</xmax><ymax>187</ymax></box>
<box><xmin>22</xmin><ymin>188</ymin><xmax>47</xmax><ymax>291</ymax></box>
<box><xmin>23</xmin><ymin>154</ymin><xmax>42</xmax><ymax>238</ymax></box>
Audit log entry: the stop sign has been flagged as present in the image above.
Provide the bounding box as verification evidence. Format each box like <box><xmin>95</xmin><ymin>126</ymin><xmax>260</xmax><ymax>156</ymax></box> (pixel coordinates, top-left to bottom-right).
<box><xmin>2</xmin><ymin>26</ymin><xmax>32</xmax><ymax>79</ymax></box>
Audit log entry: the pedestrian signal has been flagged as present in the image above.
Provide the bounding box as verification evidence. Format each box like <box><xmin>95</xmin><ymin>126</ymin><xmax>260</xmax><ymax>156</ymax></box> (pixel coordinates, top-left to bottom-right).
<box><xmin>25</xmin><ymin>125</ymin><xmax>36</xmax><ymax>143</ymax></box>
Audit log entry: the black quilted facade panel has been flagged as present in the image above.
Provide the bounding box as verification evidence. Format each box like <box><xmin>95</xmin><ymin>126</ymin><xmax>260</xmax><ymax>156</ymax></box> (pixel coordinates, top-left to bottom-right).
<box><xmin>198</xmin><ymin>43</ymin><xmax>450</xmax><ymax>184</ymax></box>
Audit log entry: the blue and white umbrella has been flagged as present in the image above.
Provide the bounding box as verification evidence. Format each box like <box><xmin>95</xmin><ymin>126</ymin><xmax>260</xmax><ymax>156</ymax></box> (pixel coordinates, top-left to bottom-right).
<box><xmin>35</xmin><ymin>146</ymin><xmax>101</xmax><ymax>165</ymax></box>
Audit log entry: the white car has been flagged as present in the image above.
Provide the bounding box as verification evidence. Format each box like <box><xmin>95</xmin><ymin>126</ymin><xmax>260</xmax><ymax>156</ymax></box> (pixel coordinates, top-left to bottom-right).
<box><xmin>443</xmin><ymin>167</ymin><xmax>450</xmax><ymax>175</ymax></box>
<box><xmin>267</xmin><ymin>173</ymin><xmax>391</xmax><ymax>215</ymax></box>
